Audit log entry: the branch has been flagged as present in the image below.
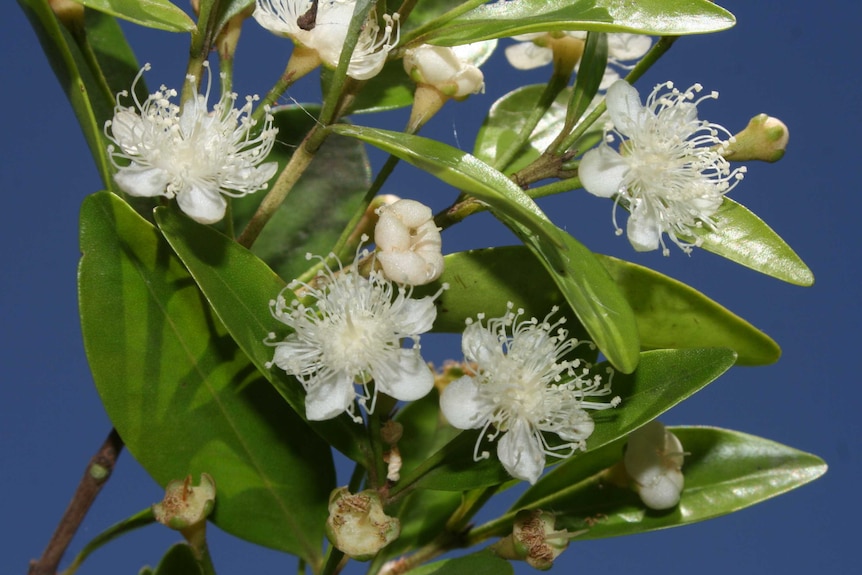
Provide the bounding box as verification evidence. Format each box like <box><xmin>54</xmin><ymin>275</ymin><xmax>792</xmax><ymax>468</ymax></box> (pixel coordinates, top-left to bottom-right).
<box><xmin>29</xmin><ymin>428</ymin><xmax>124</xmax><ymax>575</ymax></box>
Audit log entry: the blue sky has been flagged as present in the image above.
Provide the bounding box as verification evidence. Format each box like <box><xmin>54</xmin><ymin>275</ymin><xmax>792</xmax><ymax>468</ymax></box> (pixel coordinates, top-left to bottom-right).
<box><xmin>2</xmin><ymin>1</ymin><xmax>859</xmax><ymax>574</ymax></box>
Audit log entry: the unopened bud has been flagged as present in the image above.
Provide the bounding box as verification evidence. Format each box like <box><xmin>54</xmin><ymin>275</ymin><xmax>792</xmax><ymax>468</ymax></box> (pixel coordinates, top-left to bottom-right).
<box><xmin>624</xmin><ymin>420</ymin><xmax>685</xmax><ymax>510</ymax></box>
<box><xmin>326</xmin><ymin>488</ymin><xmax>400</xmax><ymax>560</ymax></box>
<box><xmin>722</xmin><ymin>114</ymin><xmax>789</xmax><ymax>162</ymax></box>
<box><xmin>374</xmin><ymin>199</ymin><xmax>444</xmax><ymax>285</ymax></box>
<box><xmin>491</xmin><ymin>510</ymin><xmax>572</xmax><ymax>570</ymax></box>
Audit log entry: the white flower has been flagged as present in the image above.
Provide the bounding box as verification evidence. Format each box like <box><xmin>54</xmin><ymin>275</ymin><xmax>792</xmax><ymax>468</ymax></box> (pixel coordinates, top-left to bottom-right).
<box><xmin>579</xmin><ymin>80</ymin><xmax>747</xmax><ymax>255</ymax></box>
<box><xmin>403</xmin><ymin>44</ymin><xmax>486</xmax><ymax>99</ymax></box>
<box><xmin>374</xmin><ymin>199</ymin><xmax>444</xmax><ymax>286</ymax></box>
<box><xmin>267</xmin><ymin>248</ymin><xmax>444</xmax><ymax>422</ymax></box>
<box><xmin>105</xmin><ymin>64</ymin><xmax>278</xmax><ymax>224</ymax></box>
<box><xmin>254</xmin><ymin>0</ymin><xmax>399</xmax><ymax>80</ymax></box>
<box><xmin>439</xmin><ymin>305</ymin><xmax>619</xmax><ymax>484</ymax></box>
<box><xmin>624</xmin><ymin>420</ymin><xmax>685</xmax><ymax>510</ymax></box>
<box><xmin>505</xmin><ymin>32</ymin><xmax>650</xmax><ymax>89</ymax></box>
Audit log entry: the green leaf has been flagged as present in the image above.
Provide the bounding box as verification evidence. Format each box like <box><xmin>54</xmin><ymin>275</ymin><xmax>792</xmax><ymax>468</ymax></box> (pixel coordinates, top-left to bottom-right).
<box><xmin>516</xmin><ymin>348</ymin><xmax>738</xmax><ymax>506</ymax></box>
<box><xmin>413</xmin><ymin>349</ymin><xmax>735</xmax><ymax>492</ymax></box>
<box><xmin>151</xmin><ymin>544</ymin><xmax>204</xmax><ymax>575</ymax></box>
<box><xmin>232</xmin><ymin>106</ymin><xmax>370</xmax><ymax>282</ymax></box>
<box><xmin>523</xmin><ymin>427</ymin><xmax>826</xmax><ymax>540</ymax></box>
<box><xmin>417</xmin><ymin>0</ymin><xmax>735</xmax><ymax>46</ymax></box>
<box><xmin>72</xmin><ymin>0</ymin><xmax>195</xmax><ymax>32</ymax></box>
<box><xmin>155</xmin><ymin>203</ymin><xmax>370</xmax><ymax>462</ymax></box>
<box><xmin>421</xmin><ymin>247</ymin><xmax>775</xmax><ymax>365</ymax></box>
<box><xmin>408</xmin><ymin>549</ymin><xmax>514</xmax><ymax>575</ymax></box>
<box><xmin>19</xmin><ymin>0</ymin><xmax>121</xmax><ymax>188</ymax></box>
<box><xmin>79</xmin><ymin>191</ymin><xmax>334</xmax><ymax>560</ymax></box>
<box><xmin>693</xmin><ymin>197</ymin><xmax>814</xmax><ymax>286</ymax></box>
<box><xmin>331</xmin><ymin>124</ymin><xmax>639</xmax><ymax>373</ymax></box>
<box><xmin>597</xmin><ymin>254</ymin><xmax>780</xmax><ymax>365</ymax></box>
<box><xmin>395</xmin><ymin>0</ymin><xmax>469</xmax><ymax>35</ymax></box>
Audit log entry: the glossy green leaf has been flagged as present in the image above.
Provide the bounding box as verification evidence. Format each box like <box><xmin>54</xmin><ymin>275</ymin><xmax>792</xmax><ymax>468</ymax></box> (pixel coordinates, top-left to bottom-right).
<box><xmin>79</xmin><ymin>191</ymin><xmax>334</xmax><ymax>560</ymax></box>
<box><xmin>521</xmin><ymin>427</ymin><xmax>826</xmax><ymax>540</ymax></box>
<box><xmin>331</xmin><ymin>124</ymin><xmax>639</xmax><ymax>373</ymax></box>
<box><xmin>72</xmin><ymin>0</ymin><xmax>195</xmax><ymax>32</ymax></box>
<box><xmin>408</xmin><ymin>549</ymin><xmax>514</xmax><ymax>575</ymax></box>
<box><xmin>155</xmin><ymin>204</ymin><xmax>369</xmax><ymax>462</ymax></box>
<box><xmin>693</xmin><ymin>197</ymin><xmax>814</xmax><ymax>286</ymax></box>
<box><xmin>19</xmin><ymin>0</ymin><xmax>122</xmax><ymax>188</ymax></box>
<box><xmin>515</xmin><ymin>348</ymin><xmax>737</xmax><ymax>506</ymax></box>
<box><xmin>232</xmin><ymin>106</ymin><xmax>370</xmax><ymax>282</ymax></box>
<box><xmin>597</xmin><ymin>254</ymin><xmax>780</xmax><ymax>365</ymax></box>
<box><xmin>421</xmin><ymin>247</ymin><xmax>776</xmax><ymax>365</ymax></box>
<box><xmin>150</xmin><ymin>544</ymin><xmax>203</xmax><ymax>575</ymax></box>
<box><xmin>417</xmin><ymin>0</ymin><xmax>735</xmax><ymax>46</ymax></box>
<box><xmin>395</xmin><ymin>0</ymin><xmax>468</xmax><ymax>35</ymax></box>
<box><xmin>412</xmin><ymin>348</ymin><xmax>734</xmax><ymax>492</ymax></box>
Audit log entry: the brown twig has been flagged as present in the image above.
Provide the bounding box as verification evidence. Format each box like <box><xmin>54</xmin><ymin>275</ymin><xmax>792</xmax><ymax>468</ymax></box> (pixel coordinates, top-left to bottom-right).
<box><xmin>29</xmin><ymin>428</ymin><xmax>124</xmax><ymax>575</ymax></box>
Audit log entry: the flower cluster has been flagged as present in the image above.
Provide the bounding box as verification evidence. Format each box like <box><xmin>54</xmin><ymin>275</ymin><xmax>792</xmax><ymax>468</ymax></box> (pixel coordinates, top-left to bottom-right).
<box><xmin>439</xmin><ymin>305</ymin><xmax>619</xmax><ymax>484</ymax></box>
<box><xmin>267</xmin><ymin>246</ymin><xmax>444</xmax><ymax>422</ymax></box>
<box><xmin>254</xmin><ymin>0</ymin><xmax>399</xmax><ymax>80</ymax></box>
<box><xmin>105</xmin><ymin>64</ymin><xmax>278</xmax><ymax>224</ymax></box>
<box><xmin>579</xmin><ymin>80</ymin><xmax>746</xmax><ymax>255</ymax></box>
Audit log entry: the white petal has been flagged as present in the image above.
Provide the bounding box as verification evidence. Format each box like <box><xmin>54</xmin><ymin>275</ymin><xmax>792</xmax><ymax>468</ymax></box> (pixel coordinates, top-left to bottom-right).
<box><xmin>375</xmin><ymin>348</ymin><xmax>434</xmax><ymax>401</ymax></box>
<box><xmin>253</xmin><ymin>0</ymin><xmax>303</xmax><ymax>37</ymax></box>
<box><xmin>504</xmin><ymin>42</ymin><xmax>552</xmax><ymax>70</ymax></box>
<box><xmin>304</xmin><ymin>370</ymin><xmax>355</xmax><ymax>421</ymax></box>
<box><xmin>579</xmin><ymin>145</ymin><xmax>628</xmax><ymax>198</ymax></box>
<box><xmin>176</xmin><ymin>185</ymin><xmax>228</xmax><ymax>224</ymax></box>
<box><xmin>439</xmin><ymin>376</ymin><xmax>490</xmax><ymax>430</ymax></box>
<box><xmin>377</xmin><ymin>252</ymin><xmax>439</xmax><ymax>285</ymax></box>
<box><xmin>393</xmin><ymin>295</ymin><xmax>438</xmax><ymax>334</ymax></box>
<box><xmin>605</xmin><ymin>80</ymin><xmax>645</xmax><ymax>137</ymax></box>
<box><xmin>497</xmin><ymin>419</ymin><xmax>545</xmax><ymax>484</ymax></box>
<box><xmin>637</xmin><ymin>470</ymin><xmax>684</xmax><ymax>510</ymax></box>
<box><xmin>113</xmin><ymin>165</ymin><xmax>171</xmax><ymax>197</ymax></box>
<box><xmin>607</xmin><ymin>34</ymin><xmax>651</xmax><ymax>61</ymax></box>
<box><xmin>626</xmin><ymin>211</ymin><xmax>661</xmax><ymax>252</ymax></box>
<box><xmin>556</xmin><ymin>408</ymin><xmax>595</xmax><ymax>443</ymax></box>
<box><xmin>461</xmin><ymin>320</ymin><xmax>502</xmax><ymax>365</ymax></box>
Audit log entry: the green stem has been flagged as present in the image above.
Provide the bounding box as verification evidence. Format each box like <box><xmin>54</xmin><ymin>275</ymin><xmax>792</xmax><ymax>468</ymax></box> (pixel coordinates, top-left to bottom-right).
<box><xmin>320</xmin><ymin>546</ymin><xmax>346</xmax><ymax>575</ymax></box>
<box><xmin>527</xmin><ymin>176</ymin><xmax>583</xmax><ymax>200</ymax></box>
<box><xmin>387</xmin><ymin>432</ymin><xmax>474</xmax><ymax>502</ymax></box>
<box><xmin>493</xmin><ymin>70</ymin><xmax>571</xmax><ymax>172</ymax></box>
<box><xmin>59</xmin><ymin>508</ymin><xmax>154</xmax><ymax>575</ymax></box>
<box><xmin>182</xmin><ymin>0</ymin><xmax>223</xmax><ymax>104</ymax></box>
<box><xmin>236</xmin><ymin>124</ymin><xmax>324</xmax><ymax>248</ymax></box>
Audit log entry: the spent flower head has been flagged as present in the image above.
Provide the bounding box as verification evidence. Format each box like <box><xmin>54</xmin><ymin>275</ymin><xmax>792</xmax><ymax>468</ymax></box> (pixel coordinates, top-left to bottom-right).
<box><xmin>579</xmin><ymin>80</ymin><xmax>747</xmax><ymax>255</ymax></box>
<box><xmin>439</xmin><ymin>304</ymin><xmax>619</xmax><ymax>484</ymax></box>
<box><xmin>266</xmin><ymin>244</ymin><xmax>445</xmax><ymax>422</ymax></box>
<box><xmin>254</xmin><ymin>0</ymin><xmax>399</xmax><ymax>80</ymax></box>
<box><xmin>105</xmin><ymin>63</ymin><xmax>278</xmax><ymax>224</ymax></box>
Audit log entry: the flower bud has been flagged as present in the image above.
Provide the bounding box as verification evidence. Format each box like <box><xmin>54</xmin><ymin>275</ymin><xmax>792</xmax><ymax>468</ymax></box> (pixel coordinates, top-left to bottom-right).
<box><xmin>491</xmin><ymin>510</ymin><xmax>571</xmax><ymax>570</ymax></box>
<box><xmin>374</xmin><ymin>199</ymin><xmax>444</xmax><ymax>285</ymax></box>
<box><xmin>722</xmin><ymin>114</ymin><xmax>790</xmax><ymax>162</ymax></box>
<box><xmin>153</xmin><ymin>473</ymin><xmax>216</xmax><ymax>546</ymax></box>
<box><xmin>624</xmin><ymin>421</ymin><xmax>685</xmax><ymax>510</ymax></box>
<box><xmin>325</xmin><ymin>488</ymin><xmax>400</xmax><ymax>560</ymax></box>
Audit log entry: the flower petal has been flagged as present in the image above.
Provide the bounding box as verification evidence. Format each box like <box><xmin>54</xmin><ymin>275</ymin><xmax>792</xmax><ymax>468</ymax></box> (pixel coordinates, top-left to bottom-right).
<box><xmin>439</xmin><ymin>376</ymin><xmax>490</xmax><ymax>430</ymax></box>
<box><xmin>176</xmin><ymin>185</ymin><xmax>228</xmax><ymax>224</ymax></box>
<box><xmin>498</xmin><ymin>419</ymin><xmax>545</xmax><ymax>484</ymax></box>
<box><xmin>304</xmin><ymin>370</ymin><xmax>355</xmax><ymax>421</ymax></box>
<box><xmin>605</xmin><ymin>80</ymin><xmax>645</xmax><ymax>137</ymax></box>
<box><xmin>504</xmin><ymin>42</ymin><xmax>552</xmax><ymax>70</ymax></box>
<box><xmin>579</xmin><ymin>145</ymin><xmax>627</xmax><ymax>198</ymax></box>
<box><xmin>462</xmin><ymin>320</ymin><xmax>503</xmax><ymax>365</ymax></box>
<box><xmin>626</xmin><ymin>210</ymin><xmax>661</xmax><ymax>252</ymax></box>
<box><xmin>374</xmin><ymin>348</ymin><xmax>434</xmax><ymax>401</ymax></box>
<box><xmin>113</xmin><ymin>165</ymin><xmax>171</xmax><ymax>198</ymax></box>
